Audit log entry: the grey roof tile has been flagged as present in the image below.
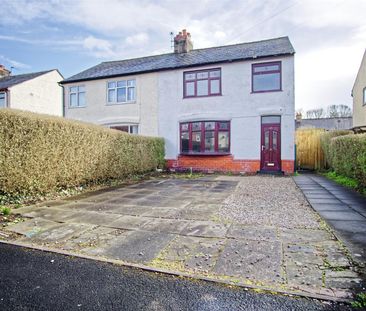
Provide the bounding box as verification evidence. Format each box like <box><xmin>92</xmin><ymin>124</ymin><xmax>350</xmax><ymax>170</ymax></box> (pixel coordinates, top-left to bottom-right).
<box><xmin>62</xmin><ymin>36</ymin><xmax>294</xmax><ymax>83</ymax></box>
<box><xmin>0</xmin><ymin>70</ymin><xmax>54</xmax><ymax>90</ymax></box>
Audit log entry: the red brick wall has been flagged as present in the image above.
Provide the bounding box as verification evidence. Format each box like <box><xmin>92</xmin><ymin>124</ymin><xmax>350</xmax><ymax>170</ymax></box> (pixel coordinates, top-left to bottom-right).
<box><xmin>167</xmin><ymin>156</ymin><xmax>294</xmax><ymax>174</ymax></box>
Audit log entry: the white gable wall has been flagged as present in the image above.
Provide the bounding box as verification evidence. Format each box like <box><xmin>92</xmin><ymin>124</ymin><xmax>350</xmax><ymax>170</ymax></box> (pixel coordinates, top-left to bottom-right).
<box><xmin>158</xmin><ymin>55</ymin><xmax>295</xmax><ymax>162</ymax></box>
<box><xmin>9</xmin><ymin>70</ymin><xmax>63</xmax><ymax>116</ymax></box>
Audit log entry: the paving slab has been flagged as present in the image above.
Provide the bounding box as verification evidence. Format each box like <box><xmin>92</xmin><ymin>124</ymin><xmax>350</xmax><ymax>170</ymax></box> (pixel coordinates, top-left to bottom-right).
<box><xmin>141</xmin><ymin>218</ymin><xmax>190</xmax><ymax>234</ymax></box>
<box><xmin>101</xmin><ymin>230</ymin><xmax>176</xmax><ymax>263</ymax></box>
<box><xmin>286</xmin><ymin>263</ymin><xmax>323</xmax><ymax>287</ymax></box>
<box><xmin>226</xmin><ymin>224</ymin><xmax>278</xmax><ymax>241</ymax></box>
<box><xmin>181</xmin><ymin>221</ymin><xmax>229</xmax><ymax>238</ymax></box>
<box><xmin>325</xmin><ymin>270</ymin><xmax>363</xmax><ymax>289</ymax></box>
<box><xmin>279</xmin><ymin>228</ymin><xmax>332</xmax><ymax>244</ymax></box>
<box><xmin>214</xmin><ymin>239</ymin><xmax>283</xmax><ymax>283</ymax></box>
<box><xmin>62</xmin><ymin>210</ymin><xmax>123</xmax><ymax>226</ymax></box>
<box><xmin>6</xmin><ymin>218</ymin><xmax>60</xmax><ymax>236</ymax></box>
<box><xmin>317</xmin><ymin>211</ymin><xmax>365</xmax><ymax>221</ymax></box>
<box><xmin>108</xmin><ymin>215</ymin><xmax>152</xmax><ymax>230</ymax></box>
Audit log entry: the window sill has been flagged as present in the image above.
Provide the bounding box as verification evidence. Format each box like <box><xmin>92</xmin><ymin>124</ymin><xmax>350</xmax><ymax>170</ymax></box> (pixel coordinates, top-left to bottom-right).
<box><xmin>68</xmin><ymin>105</ymin><xmax>87</xmax><ymax>109</ymax></box>
<box><xmin>183</xmin><ymin>94</ymin><xmax>222</xmax><ymax>99</ymax></box>
<box><xmin>180</xmin><ymin>152</ymin><xmax>231</xmax><ymax>156</ymax></box>
<box><xmin>251</xmin><ymin>89</ymin><xmax>282</xmax><ymax>94</ymax></box>
<box><xmin>106</xmin><ymin>101</ymin><xmax>136</xmax><ymax>106</ymax></box>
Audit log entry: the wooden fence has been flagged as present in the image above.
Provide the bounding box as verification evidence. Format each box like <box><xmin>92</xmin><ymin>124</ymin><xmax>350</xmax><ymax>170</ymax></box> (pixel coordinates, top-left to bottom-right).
<box><xmin>295</xmin><ymin>128</ymin><xmax>326</xmax><ymax>170</ymax></box>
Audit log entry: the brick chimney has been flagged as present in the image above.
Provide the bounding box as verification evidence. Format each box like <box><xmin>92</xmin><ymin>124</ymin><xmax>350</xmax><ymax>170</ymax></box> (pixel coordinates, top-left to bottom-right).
<box><xmin>174</xmin><ymin>29</ymin><xmax>193</xmax><ymax>53</ymax></box>
<box><xmin>296</xmin><ymin>112</ymin><xmax>302</xmax><ymax>121</ymax></box>
<box><xmin>0</xmin><ymin>65</ymin><xmax>10</xmax><ymax>77</ymax></box>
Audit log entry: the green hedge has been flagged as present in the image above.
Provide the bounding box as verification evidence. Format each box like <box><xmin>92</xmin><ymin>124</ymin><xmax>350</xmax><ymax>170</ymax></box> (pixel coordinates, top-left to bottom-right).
<box><xmin>0</xmin><ymin>109</ymin><xmax>165</xmax><ymax>196</ymax></box>
<box><xmin>320</xmin><ymin>130</ymin><xmax>351</xmax><ymax>167</ymax></box>
<box><xmin>330</xmin><ymin>133</ymin><xmax>366</xmax><ymax>189</ymax></box>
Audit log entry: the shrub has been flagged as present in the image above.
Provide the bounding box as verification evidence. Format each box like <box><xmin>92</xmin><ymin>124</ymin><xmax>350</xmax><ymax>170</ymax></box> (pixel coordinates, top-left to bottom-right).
<box><xmin>320</xmin><ymin>130</ymin><xmax>351</xmax><ymax>167</ymax></box>
<box><xmin>330</xmin><ymin>133</ymin><xmax>366</xmax><ymax>189</ymax></box>
<box><xmin>0</xmin><ymin>109</ymin><xmax>165</xmax><ymax>196</ymax></box>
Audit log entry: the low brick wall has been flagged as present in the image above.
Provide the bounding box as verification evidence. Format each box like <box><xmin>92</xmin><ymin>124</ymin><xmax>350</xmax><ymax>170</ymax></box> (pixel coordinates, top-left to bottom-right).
<box><xmin>167</xmin><ymin>156</ymin><xmax>295</xmax><ymax>174</ymax></box>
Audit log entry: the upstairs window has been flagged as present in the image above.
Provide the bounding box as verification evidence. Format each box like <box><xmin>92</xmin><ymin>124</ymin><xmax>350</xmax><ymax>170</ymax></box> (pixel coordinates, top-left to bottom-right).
<box><xmin>0</xmin><ymin>92</ymin><xmax>6</xmax><ymax>108</ymax></box>
<box><xmin>252</xmin><ymin>62</ymin><xmax>281</xmax><ymax>93</ymax></box>
<box><xmin>69</xmin><ymin>86</ymin><xmax>86</xmax><ymax>107</ymax></box>
<box><xmin>180</xmin><ymin>121</ymin><xmax>230</xmax><ymax>154</ymax></box>
<box><xmin>363</xmin><ymin>87</ymin><xmax>366</xmax><ymax>106</ymax></box>
<box><xmin>107</xmin><ymin>79</ymin><xmax>136</xmax><ymax>104</ymax></box>
<box><xmin>184</xmin><ymin>68</ymin><xmax>221</xmax><ymax>98</ymax></box>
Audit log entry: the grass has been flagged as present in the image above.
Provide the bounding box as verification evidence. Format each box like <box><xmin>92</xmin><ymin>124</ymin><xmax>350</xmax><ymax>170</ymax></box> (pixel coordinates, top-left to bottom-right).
<box><xmin>323</xmin><ymin>171</ymin><xmax>361</xmax><ymax>193</ymax></box>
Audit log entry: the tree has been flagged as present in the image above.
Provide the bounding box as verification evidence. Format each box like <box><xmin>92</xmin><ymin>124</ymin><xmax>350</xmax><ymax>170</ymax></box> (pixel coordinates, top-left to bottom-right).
<box><xmin>305</xmin><ymin>108</ymin><xmax>324</xmax><ymax>119</ymax></box>
<box><xmin>326</xmin><ymin>105</ymin><xmax>352</xmax><ymax>118</ymax></box>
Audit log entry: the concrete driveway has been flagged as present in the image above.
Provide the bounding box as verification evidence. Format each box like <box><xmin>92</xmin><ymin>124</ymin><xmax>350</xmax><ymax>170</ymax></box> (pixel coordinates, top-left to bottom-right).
<box><xmin>2</xmin><ymin>176</ymin><xmax>364</xmax><ymax>301</ymax></box>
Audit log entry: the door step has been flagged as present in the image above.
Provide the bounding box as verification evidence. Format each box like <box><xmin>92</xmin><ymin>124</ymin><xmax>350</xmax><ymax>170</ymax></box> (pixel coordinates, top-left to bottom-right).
<box><xmin>257</xmin><ymin>170</ymin><xmax>284</xmax><ymax>176</ymax></box>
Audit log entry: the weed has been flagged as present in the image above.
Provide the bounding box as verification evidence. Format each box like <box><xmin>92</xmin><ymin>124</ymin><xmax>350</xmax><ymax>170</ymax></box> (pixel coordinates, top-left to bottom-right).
<box><xmin>324</xmin><ymin>171</ymin><xmax>358</xmax><ymax>189</ymax></box>
<box><xmin>0</xmin><ymin>206</ymin><xmax>11</xmax><ymax>216</ymax></box>
<box><xmin>351</xmin><ymin>292</ymin><xmax>366</xmax><ymax>309</ymax></box>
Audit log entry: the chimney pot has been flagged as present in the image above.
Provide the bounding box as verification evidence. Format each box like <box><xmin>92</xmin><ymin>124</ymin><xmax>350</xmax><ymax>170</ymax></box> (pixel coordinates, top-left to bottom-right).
<box><xmin>0</xmin><ymin>64</ymin><xmax>11</xmax><ymax>77</ymax></box>
<box><xmin>174</xmin><ymin>29</ymin><xmax>193</xmax><ymax>54</ymax></box>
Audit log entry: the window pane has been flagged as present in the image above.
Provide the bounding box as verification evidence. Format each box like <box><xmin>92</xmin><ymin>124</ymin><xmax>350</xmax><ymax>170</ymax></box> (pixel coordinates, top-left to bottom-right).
<box><xmin>127</xmin><ymin>80</ymin><xmax>135</xmax><ymax>87</ymax></box>
<box><xmin>192</xmin><ymin>132</ymin><xmax>201</xmax><ymax>152</ymax></box>
<box><xmin>210</xmin><ymin>79</ymin><xmax>220</xmax><ymax>94</ymax></box>
<box><xmin>192</xmin><ymin>122</ymin><xmax>201</xmax><ymax>131</ymax></box>
<box><xmin>108</xmin><ymin>82</ymin><xmax>116</xmax><ymax>89</ymax></box>
<box><xmin>78</xmin><ymin>86</ymin><xmax>85</xmax><ymax>92</ymax></box>
<box><xmin>273</xmin><ymin>131</ymin><xmax>278</xmax><ymax>150</ymax></box>
<box><xmin>205</xmin><ymin>122</ymin><xmax>215</xmax><ymax>130</ymax></box>
<box><xmin>205</xmin><ymin>131</ymin><xmax>215</xmax><ymax>152</ymax></box>
<box><xmin>127</xmin><ymin>87</ymin><xmax>135</xmax><ymax>101</ymax></box>
<box><xmin>70</xmin><ymin>87</ymin><xmax>78</xmax><ymax>93</ymax></box>
<box><xmin>253</xmin><ymin>64</ymin><xmax>280</xmax><ymax>73</ymax></box>
<box><xmin>218</xmin><ymin>132</ymin><xmax>229</xmax><ymax>152</ymax></box>
<box><xmin>197</xmin><ymin>80</ymin><xmax>208</xmax><ymax>96</ymax></box>
<box><xmin>181</xmin><ymin>123</ymin><xmax>189</xmax><ymax>131</ymax></box>
<box><xmin>0</xmin><ymin>93</ymin><xmax>5</xmax><ymax>108</ymax></box>
<box><xmin>209</xmin><ymin>70</ymin><xmax>220</xmax><ymax>78</ymax></box>
<box><xmin>117</xmin><ymin>88</ymin><xmax>126</xmax><ymax>102</ymax></box>
<box><xmin>78</xmin><ymin>92</ymin><xmax>85</xmax><ymax>106</ymax></box>
<box><xmin>117</xmin><ymin>80</ymin><xmax>127</xmax><ymax>87</ymax></box>
<box><xmin>130</xmin><ymin>125</ymin><xmax>138</xmax><ymax>134</ymax></box>
<box><xmin>185</xmin><ymin>73</ymin><xmax>195</xmax><ymax>80</ymax></box>
<box><xmin>197</xmin><ymin>72</ymin><xmax>208</xmax><ymax>79</ymax></box>
<box><xmin>186</xmin><ymin>82</ymin><xmax>195</xmax><ymax>96</ymax></box>
<box><xmin>70</xmin><ymin>93</ymin><xmax>77</xmax><ymax>106</ymax></box>
<box><xmin>218</xmin><ymin>122</ymin><xmax>229</xmax><ymax>130</ymax></box>
<box><xmin>111</xmin><ymin>126</ymin><xmax>129</xmax><ymax>132</ymax></box>
<box><xmin>108</xmin><ymin>89</ymin><xmax>116</xmax><ymax>102</ymax></box>
<box><xmin>262</xmin><ymin>116</ymin><xmax>281</xmax><ymax>124</ymax></box>
<box><xmin>181</xmin><ymin>132</ymin><xmax>189</xmax><ymax>152</ymax></box>
<box><xmin>264</xmin><ymin>131</ymin><xmax>269</xmax><ymax>149</ymax></box>
<box><xmin>253</xmin><ymin>73</ymin><xmax>280</xmax><ymax>91</ymax></box>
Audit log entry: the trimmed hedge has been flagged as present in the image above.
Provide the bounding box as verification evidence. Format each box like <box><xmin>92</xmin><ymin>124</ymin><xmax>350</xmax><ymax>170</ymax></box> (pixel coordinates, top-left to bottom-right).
<box><xmin>0</xmin><ymin>109</ymin><xmax>165</xmax><ymax>195</ymax></box>
<box><xmin>330</xmin><ymin>133</ymin><xmax>366</xmax><ymax>189</ymax></box>
<box><xmin>320</xmin><ymin>130</ymin><xmax>351</xmax><ymax>167</ymax></box>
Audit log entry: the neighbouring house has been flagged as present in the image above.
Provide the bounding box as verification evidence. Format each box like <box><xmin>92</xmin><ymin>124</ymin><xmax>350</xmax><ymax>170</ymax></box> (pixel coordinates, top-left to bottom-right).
<box><xmin>0</xmin><ymin>66</ymin><xmax>63</xmax><ymax>116</ymax></box>
<box><xmin>295</xmin><ymin>114</ymin><xmax>352</xmax><ymax>130</ymax></box>
<box><xmin>61</xmin><ymin>30</ymin><xmax>295</xmax><ymax>174</ymax></box>
<box><xmin>352</xmin><ymin>49</ymin><xmax>366</xmax><ymax>132</ymax></box>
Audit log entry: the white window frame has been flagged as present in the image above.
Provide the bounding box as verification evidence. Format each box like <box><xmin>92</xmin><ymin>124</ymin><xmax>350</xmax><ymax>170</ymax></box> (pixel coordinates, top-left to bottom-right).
<box><xmin>363</xmin><ymin>87</ymin><xmax>366</xmax><ymax>106</ymax></box>
<box><xmin>107</xmin><ymin>79</ymin><xmax>136</xmax><ymax>104</ymax></box>
<box><xmin>110</xmin><ymin>124</ymin><xmax>139</xmax><ymax>134</ymax></box>
<box><xmin>69</xmin><ymin>86</ymin><xmax>86</xmax><ymax>108</ymax></box>
<box><xmin>0</xmin><ymin>91</ymin><xmax>7</xmax><ymax>108</ymax></box>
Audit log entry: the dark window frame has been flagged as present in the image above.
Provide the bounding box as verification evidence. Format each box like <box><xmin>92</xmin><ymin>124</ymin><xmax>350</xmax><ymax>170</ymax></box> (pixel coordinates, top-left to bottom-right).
<box><xmin>183</xmin><ymin>68</ymin><xmax>222</xmax><ymax>98</ymax></box>
<box><xmin>180</xmin><ymin>121</ymin><xmax>230</xmax><ymax>155</ymax></box>
<box><xmin>252</xmin><ymin>61</ymin><xmax>282</xmax><ymax>93</ymax></box>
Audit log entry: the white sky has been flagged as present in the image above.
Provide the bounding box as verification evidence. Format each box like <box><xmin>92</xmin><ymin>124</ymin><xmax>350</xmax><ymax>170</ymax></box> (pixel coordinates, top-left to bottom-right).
<box><xmin>0</xmin><ymin>0</ymin><xmax>365</xmax><ymax>112</ymax></box>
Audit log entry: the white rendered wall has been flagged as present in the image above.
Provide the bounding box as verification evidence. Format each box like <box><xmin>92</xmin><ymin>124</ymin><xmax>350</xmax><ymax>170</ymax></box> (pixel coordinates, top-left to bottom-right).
<box><xmin>9</xmin><ymin>70</ymin><xmax>63</xmax><ymax>116</ymax></box>
<box><xmin>158</xmin><ymin>55</ymin><xmax>295</xmax><ymax>161</ymax></box>
<box><xmin>63</xmin><ymin>72</ymin><xmax>159</xmax><ymax>136</ymax></box>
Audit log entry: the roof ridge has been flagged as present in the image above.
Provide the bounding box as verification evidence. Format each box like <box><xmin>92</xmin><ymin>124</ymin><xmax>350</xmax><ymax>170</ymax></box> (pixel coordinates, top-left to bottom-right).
<box><xmin>101</xmin><ymin>36</ymin><xmax>290</xmax><ymax>65</ymax></box>
<box><xmin>2</xmin><ymin>69</ymin><xmax>55</xmax><ymax>79</ymax></box>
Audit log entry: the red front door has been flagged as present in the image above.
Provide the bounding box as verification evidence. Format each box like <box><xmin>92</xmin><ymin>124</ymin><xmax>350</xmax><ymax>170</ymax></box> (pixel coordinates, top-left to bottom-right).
<box><xmin>261</xmin><ymin>123</ymin><xmax>281</xmax><ymax>171</ymax></box>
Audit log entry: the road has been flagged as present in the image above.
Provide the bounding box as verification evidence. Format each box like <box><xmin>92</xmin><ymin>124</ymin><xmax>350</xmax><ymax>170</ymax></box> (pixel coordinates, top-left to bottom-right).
<box><xmin>0</xmin><ymin>243</ymin><xmax>351</xmax><ymax>311</ymax></box>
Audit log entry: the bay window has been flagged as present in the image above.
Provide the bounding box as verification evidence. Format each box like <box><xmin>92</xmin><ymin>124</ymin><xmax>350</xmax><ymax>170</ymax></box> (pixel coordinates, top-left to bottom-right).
<box><xmin>180</xmin><ymin>121</ymin><xmax>230</xmax><ymax>154</ymax></box>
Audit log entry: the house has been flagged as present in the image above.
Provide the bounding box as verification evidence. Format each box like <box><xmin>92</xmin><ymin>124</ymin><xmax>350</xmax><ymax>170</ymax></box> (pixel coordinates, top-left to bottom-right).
<box><xmin>61</xmin><ymin>30</ymin><xmax>295</xmax><ymax>174</ymax></box>
<box><xmin>0</xmin><ymin>66</ymin><xmax>63</xmax><ymax>116</ymax></box>
<box><xmin>352</xmin><ymin>49</ymin><xmax>366</xmax><ymax>132</ymax></box>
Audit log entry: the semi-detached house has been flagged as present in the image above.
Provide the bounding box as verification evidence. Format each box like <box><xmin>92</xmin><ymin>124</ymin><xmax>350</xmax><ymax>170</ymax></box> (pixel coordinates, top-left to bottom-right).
<box><xmin>61</xmin><ymin>30</ymin><xmax>295</xmax><ymax>174</ymax></box>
